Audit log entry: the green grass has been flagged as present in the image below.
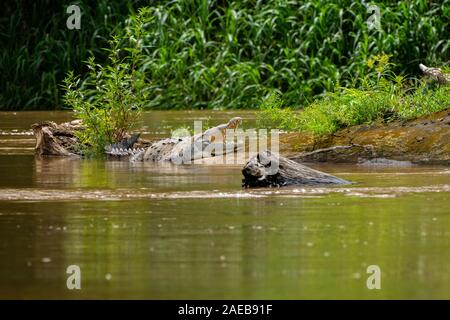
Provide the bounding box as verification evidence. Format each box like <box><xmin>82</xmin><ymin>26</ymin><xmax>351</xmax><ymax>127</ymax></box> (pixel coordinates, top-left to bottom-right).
<box><xmin>0</xmin><ymin>0</ymin><xmax>146</xmax><ymax>110</ymax></box>
<box><xmin>257</xmin><ymin>55</ymin><xmax>450</xmax><ymax>135</ymax></box>
<box><xmin>129</xmin><ymin>0</ymin><xmax>450</xmax><ymax>110</ymax></box>
<box><xmin>258</xmin><ymin>84</ymin><xmax>450</xmax><ymax>135</ymax></box>
<box><xmin>1</xmin><ymin>0</ymin><xmax>449</xmax><ymax>110</ymax></box>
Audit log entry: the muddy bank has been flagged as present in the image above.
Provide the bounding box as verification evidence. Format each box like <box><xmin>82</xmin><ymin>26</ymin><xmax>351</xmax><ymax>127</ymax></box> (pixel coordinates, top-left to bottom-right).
<box><xmin>32</xmin><ymin>109</ymin><xmax>450</xmax><ymax>165</ymax></box>
<box><xmin>280</xmin><ymin>109</ymin><xmax>450</xmax><ymax>165</ymax></box>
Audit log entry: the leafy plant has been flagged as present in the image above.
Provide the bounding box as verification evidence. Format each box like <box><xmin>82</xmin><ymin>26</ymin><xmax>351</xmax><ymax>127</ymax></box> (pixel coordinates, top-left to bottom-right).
<box><xmin>0</xmin><ymin>1</ymin><xmax>147</xmax><ymax>110</ymax></box>
<box><xmin>62</xmin><ymin>10</ymin><xmax>150</xmax><ymax>156</ymax></box>
<box><xmin>257</xmin><ymin>54</ymin><xmax>450</xmax><ymax>135</ymax></box>
<box><xmin>2</xmin><ymin>0</ymin><xmax>449</xmax><ymax>110</ymax></box>
<box><xmin>257</xmin><ymin>90</ymin><xmax>299</xmax><ymax>131</ymax></box>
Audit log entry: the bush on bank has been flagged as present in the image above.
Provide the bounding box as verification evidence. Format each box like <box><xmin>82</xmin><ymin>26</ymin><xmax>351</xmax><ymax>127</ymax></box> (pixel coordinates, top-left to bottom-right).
<box><xmin>1</xmin><ymin>0</ymin><xmax>449</xmax><ymax>110</ymax></box>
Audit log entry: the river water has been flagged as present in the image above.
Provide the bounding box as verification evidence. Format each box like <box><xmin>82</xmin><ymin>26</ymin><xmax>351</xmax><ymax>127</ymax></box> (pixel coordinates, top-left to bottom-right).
<box><xmin>0</xmin><ymin>111</ymin><xmax>449</xmax><ymax>299</ymax></box>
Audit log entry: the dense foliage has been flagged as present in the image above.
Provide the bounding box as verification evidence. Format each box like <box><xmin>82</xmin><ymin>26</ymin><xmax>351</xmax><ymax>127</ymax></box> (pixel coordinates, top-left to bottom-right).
<box><xmin>1</xmin><ymin>0</ymin><xmax>449</xmax><ymax>110</ymax></box>
<box><xmin>0</xmin><ymin>0</ymin><xmax>146</xmax><ymax>110</ymax></box>
<box><xmin>132</xmin><ymin>0</ymin><xmax>449</xmax><ymax>110</ymax></box>
<box><xmin>62</xmin><ymin>15</ymin><xmax>150</xmax><ymax>155</ymax></box>
<box><xmin>257</xmin><ymin>55</ymin><xmax>450</xmax><ymax>135</ymax></box>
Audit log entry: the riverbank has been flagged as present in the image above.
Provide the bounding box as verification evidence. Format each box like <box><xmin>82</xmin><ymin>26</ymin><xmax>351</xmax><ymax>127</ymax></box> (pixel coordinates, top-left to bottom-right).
<box><xmin>280</xmin><ymin>108</ymin><xmax>450</xmax><ymax>165</ymax></box>
<box><xmin>1</xmin><ymin>108</ymin><xmax>449</xmax><ymax>165</ymax></box>
<box><xmin>1</xmin><ymin>122</ymin><xmax>450</xmax><ymax>299</ymax></box>
<box><xmin>1</xmin><ymin>109</ymin><xmax>450</xmax><ymax>299</ymax></box>
<box><xmin>27</xmin><ymin>108</ymin><xmax>450</xmax><ymax>165</ymax></box>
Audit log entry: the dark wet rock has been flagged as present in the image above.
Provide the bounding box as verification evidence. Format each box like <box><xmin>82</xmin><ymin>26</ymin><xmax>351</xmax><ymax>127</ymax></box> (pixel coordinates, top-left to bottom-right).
<box><xmin>108</xmin><ymin>133</ymin><xmax>141</xmax><ymax>150</ymax></box>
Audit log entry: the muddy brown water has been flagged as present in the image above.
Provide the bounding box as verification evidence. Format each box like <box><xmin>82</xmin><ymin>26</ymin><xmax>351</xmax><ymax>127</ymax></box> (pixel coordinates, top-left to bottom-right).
<box><xmin>0</xmin><ymin>111</ymin><xmax>449</xmax><ymax>299</ymax></box>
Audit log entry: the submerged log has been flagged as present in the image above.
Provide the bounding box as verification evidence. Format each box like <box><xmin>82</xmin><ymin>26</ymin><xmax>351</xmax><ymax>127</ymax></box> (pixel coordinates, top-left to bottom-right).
<box><xmin>242</xmin><ymin>150</ymin><xmax>350</xmax><ymax>188</ymax></box>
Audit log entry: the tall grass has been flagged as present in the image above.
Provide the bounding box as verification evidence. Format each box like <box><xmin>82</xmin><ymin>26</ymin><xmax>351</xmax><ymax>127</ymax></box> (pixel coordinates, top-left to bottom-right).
<box><xmin>257</xmin><ymin>55</ymin><xmax>450</xmax><ymax>135</ymax></box>
<box><xmin>126</xmin><ymin>0</ymin><xmax>449</xmax><ymax>109</ymax></box>
<box><xmin>1</xmin><ymin>0</ymin><xmax>449</xmax><ymax>110</ymax></box>
<box><xmin>62</xmin><ymin>10</ymin><xmax>152</xmax><ymax>156</ymax></box>
<box><xmin>0</xmin><ymin>0</ymin><xmax>146</xmax><ymax>110</ymax></box>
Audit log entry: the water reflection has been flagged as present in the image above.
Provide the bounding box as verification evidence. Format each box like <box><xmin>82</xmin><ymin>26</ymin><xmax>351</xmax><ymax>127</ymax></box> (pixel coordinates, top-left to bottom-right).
<box><xmin>0</xmin><ymin>111</ymin><xmax>450</xmax><ymax>299</ymax></box>
<box><xmin>1</xmin><ymin>194</ymin><xmax>450</xmax><ymax>299</ymax></box>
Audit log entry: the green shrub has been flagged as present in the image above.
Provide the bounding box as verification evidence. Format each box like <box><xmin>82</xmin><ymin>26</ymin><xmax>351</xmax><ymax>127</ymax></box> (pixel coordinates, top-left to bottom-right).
<box><xmin>62</xmin><ymin>10</ymin><xmax>150</xmax><ymax>156</ymax></box>
<box><xmin>256</xmin><ymin>91</ymin><xmax>297</xmax><ymax>130</ymax></box>
<box><xmin>126</xmin><ymin>0</ymin><xmax>450</xmax><ymax>110</ymax></box>
<box><xmin>258</xmin><ymin>54</ymin><xmax>450</xmax><ymax>135</ymax></box>
<box><xmin>1</xmin><ymin>0</ymin><xmax>449</xmax><ymax>110</ymax></box>
<box><xmin>0</xmin><ymin>0</ymin><xmax>146</xmax><ymax>110</ymax></box>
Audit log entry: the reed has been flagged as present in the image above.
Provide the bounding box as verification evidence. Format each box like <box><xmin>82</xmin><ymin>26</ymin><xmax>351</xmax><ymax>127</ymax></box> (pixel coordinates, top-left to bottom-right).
<box><xmin>125</xmin><ymin>0</ymin><xmax>449</xmax><ymax>110</ymax></box>
<box><xmin>0</xmin><ymin>0</ymin><xmax>145</xmax><ymax>110</ymax></box>
<box><xmin>1</xmin><ymin>0</ymin><xmax>449</xmax><ymax>110</ymax></box>
<box><xmin>257</xmin><ymin>55</ymin><xmax>450</xmax><ymax>135</ymax></box>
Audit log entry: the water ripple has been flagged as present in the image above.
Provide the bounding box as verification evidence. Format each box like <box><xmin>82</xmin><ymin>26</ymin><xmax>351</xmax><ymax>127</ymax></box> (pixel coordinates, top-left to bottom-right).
<box><xmin>0</xmin><ymin>185</ymin><xmax>449</xmax><ymax>201</ymax></box>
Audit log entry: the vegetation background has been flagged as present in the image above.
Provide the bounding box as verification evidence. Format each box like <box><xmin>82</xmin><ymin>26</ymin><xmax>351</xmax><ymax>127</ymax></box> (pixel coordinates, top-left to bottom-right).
<box><xmin>1</xmin><ymin>0</ymin><xmax>449</xmax><ymax>110</ymax></box>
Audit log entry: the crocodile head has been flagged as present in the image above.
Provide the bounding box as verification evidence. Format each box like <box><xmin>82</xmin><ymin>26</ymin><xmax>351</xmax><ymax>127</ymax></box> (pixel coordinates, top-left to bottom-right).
<box><xmin>227</xmin><ymin>117</ymin><xmax>243</xmax><ymax>129</ymax></box>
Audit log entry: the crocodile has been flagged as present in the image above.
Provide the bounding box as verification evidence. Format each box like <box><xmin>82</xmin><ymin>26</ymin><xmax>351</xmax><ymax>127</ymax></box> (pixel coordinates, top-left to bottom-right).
<box><xmin>128</xmin><ymin>117</ymin><xmax>243</xmax><ymax>163</ymax></box>
<box><xmin>32</xmin><ymin>117</ymin><xmax>244</xmax><ymax>162</ymax></box>
<box><xmin>202</xmin><ymin>117</ymin><xmax>242</xmax><ymax>142</ymax></box>
<box><xmin>105</xmin><ymin>117</ymin><xmax>244</xmax><ymax>163</ymax></box>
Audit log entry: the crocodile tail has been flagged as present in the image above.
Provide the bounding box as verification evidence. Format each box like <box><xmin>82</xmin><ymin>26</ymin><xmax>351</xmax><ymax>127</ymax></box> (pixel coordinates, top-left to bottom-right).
<box><xmin>105</xmin><ymin>147</ymin><xmax>146</xmax><ymax>157</ymax></box>
<box><xmin>130</xmin><ymin>149</ymin><xmax>145</xmax><ymax>162</ymax></box>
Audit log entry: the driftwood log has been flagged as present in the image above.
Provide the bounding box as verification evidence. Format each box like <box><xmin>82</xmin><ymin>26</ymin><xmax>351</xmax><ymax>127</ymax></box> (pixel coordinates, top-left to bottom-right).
<box><xmin>31</xmin><ymin>120</ymin><xmax>151</xmax><ymax>157</ymax></box>
<box><xmin>32</xmin><ymin>120</ymin><xmax>352</xmax><ymax>187</ymax></box>
<box><xmin>242</xmin><ymin>150</ymin><xmax>350</xmax><ymax>187</ymax></box>
<box><xmin>32</xmin><ymin>120</ymin><xmax>83</xmax><ymax>156</ymax></box>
